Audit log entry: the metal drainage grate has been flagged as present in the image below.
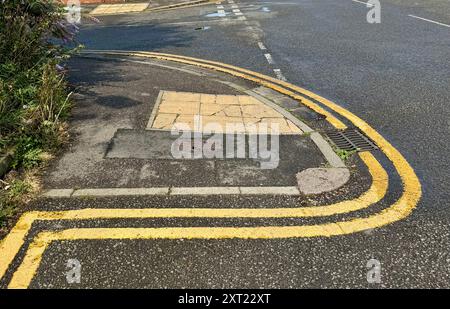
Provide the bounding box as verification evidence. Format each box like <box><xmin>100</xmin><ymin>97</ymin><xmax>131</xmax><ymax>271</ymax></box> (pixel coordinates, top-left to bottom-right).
<box><xmin>325</xmin><ymin>128</ymin><xmax>378</xmax><ymax>152</ymax></box>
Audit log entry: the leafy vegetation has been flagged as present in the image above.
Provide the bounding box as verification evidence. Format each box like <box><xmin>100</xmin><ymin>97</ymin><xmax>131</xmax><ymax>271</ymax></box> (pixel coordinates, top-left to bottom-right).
<box><xmin>0</xmin><ymin>0</ymin><xmax>79</xmax><ymax>225</ymax></box>
<box><xmin>335</xmin><ymin>149</ymin><xmax>357</xmax><ymax>161</ymax></box>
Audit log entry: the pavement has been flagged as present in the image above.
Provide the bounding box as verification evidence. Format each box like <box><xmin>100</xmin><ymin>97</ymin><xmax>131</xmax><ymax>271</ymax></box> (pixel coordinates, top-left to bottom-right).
<box><xmin>0</xmin><ymin>0</ymin><xmax>449</xmax><ymax>289</ymax></box>
<box><xmin>84</xmin><ymin>0</ymin><xmax>215</xmax><ymax>16</ymax></box>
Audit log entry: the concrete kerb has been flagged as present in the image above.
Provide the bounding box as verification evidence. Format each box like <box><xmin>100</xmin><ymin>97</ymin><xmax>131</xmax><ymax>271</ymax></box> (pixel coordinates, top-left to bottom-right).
<box><xmin>245</xmin><ymin>89</ymin><xmax>314</xmax><ymax>134</ymax></box>
<box><xmin>43</xmin><ymin>186</ymin><xmax>302</xmax><ymax>197</ymax></box>
<box><xmin>146</xmin><ymin>90</ymin><xmax>164</xmax><ymax>129</ymax></box>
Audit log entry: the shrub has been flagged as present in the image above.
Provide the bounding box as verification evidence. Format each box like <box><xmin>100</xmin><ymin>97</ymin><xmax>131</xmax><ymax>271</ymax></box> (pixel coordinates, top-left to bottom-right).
<box><xmin>0</xmin><ymin>0</ymin><xmax>78</xmax><ymax>168</ymax></box>
<box><xmin>1</xmin><ymin>0</ymin><xmax>80</xmax><ymax>224</ymax></box>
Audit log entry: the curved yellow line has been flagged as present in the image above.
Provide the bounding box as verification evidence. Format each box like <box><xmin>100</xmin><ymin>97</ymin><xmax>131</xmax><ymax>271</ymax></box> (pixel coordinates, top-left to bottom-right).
<box><xmin>4</xmin><ymin>51</ymin><xmax>422</xmax><ymax>288</ymax></box>
<box><xmin>85</xmin><ymin>50</ymin><xmax>348</xmax><ymax>129</ymax></box>
<box><xmin>83</xmin><ymin>51</ymin><xmax>421</xmax><ymax>229</ymax></box>
<box><xmin>0</xmin><ymin>153</ymin><xmax>386</xmax><ymax>283</ymax></box>
<box><xmin>114</xmin><ymin>52</ymin><xmax>421</xmax><ymax>219</ymax></box>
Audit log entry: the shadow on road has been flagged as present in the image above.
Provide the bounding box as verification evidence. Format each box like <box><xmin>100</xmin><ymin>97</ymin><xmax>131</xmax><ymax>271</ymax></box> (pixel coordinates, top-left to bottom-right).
<box><xmin>78</xmin><ymin>23</ymin><xmax>195</xmax><ymax>51</ymax></box>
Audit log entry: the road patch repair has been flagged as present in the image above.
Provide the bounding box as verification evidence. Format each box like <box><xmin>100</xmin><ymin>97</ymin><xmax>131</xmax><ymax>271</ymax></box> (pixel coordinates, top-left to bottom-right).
<box><xmin>0</xmin><ymin>51</ymin><xmax>420</xmax><ymax>288</ymax></box>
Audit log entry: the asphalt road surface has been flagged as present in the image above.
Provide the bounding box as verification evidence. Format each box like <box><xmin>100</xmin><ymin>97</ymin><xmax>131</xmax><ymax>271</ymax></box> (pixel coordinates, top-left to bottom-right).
<box><xmin>78</xmin><ymin>0</ymin><xmax>450</xmax><ymax>216</ymax></box>
<box><xmin>4</xmin><ymin>0</ymin><xmax>449</xmax><ymax>288</ymax></box>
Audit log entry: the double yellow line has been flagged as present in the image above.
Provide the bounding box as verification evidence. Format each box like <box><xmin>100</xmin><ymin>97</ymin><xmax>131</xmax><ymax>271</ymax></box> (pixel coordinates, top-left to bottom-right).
<box><xmin>1</xmin><ymin>51</ymin><xmax>421</xmax><ymax>288</ymax></box>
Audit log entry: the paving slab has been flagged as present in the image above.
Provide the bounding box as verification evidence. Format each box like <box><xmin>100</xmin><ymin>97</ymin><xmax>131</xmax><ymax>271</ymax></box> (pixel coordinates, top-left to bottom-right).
<box><xmin>148</xmin><ymin>90</ymin><xmax>302</xmax><ymax>134</ymax></box>
<box><xmin>90</xmin><ymin>2</ymin><xmax>150</xmax><ymax>15</ymax></box>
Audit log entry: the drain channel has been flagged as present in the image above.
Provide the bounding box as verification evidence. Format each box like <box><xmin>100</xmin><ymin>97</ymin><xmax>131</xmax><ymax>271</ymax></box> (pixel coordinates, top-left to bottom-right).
<box><xmin>325</xmin><ymin>128</ymin><xmax>378</xmax><ymax>152</ymax></box>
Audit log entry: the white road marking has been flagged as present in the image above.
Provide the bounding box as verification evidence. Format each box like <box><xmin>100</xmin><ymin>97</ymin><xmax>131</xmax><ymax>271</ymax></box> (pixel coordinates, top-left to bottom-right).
<box><xmin>232</xmin><ymin>8</ymin><xmax>243</xmax><ymax>16</ymax></box>
<box><xmin>351</xmin><ymin>0</ymin><xmax>374</xmax><ymax>7</ymax></box>
<box><xmin>215</xmin><ymin>2</ymin><xmax>286</xmax><ymax>83</ymax></box>
<box><xmin>273</xmin><ymin>69</ymin><xmax>287</xmax><ymax>81</ymax></box>
<box><xmin>264</xmin><ymin>53</ymin><xmax>275</xmax><ymax>64</ymax></box>
<box><xmin>215</xmin><ymin>2</ymin><xmax>227</xmax><ymax>17</ymax></box>
<box><xmin>408</xmin><ymin>14</ymin><xmax>450</xmax><ymax>28</ymax></box>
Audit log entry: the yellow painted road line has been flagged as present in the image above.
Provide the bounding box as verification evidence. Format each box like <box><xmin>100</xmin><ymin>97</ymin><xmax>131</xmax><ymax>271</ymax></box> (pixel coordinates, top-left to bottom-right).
<box><xmin>8</xmin><ymin>231</ymin><xmax>52</xmax><ymax>289</ymax></box>
<box><xmin>83</xmin><ymin>51</ymin><xmax>419</xmax><ymax>224</ymax></box>
<box><xmin>3</xmin><ymin>52</ymin><xmax>422</xmax><ymax>287</ymax></box>
<box><xmin>0</xmin><ymin>152</ymin><xmax>386</xmax><ymax>282</ymax></box>
<box><xmin>7</xmin><ymin>203</ymin><xmax>410</xmax><ymax>288</ymax></box>
<box><xmin>84</xmin><ymin>50</ymin><xmax>347</xmax><ymax>129</ymax></box>
<box><xmin>79</xmin><ymin>51</ymin><xmax>421</xmax><ymax>232</ymax></box>
<box><xmin>134</xmin><ymin>52</ymin><xmax>348</xmax><ymax>129</ymax></box>
<box><xmin>92</xmin><ymin>52</ymin><xmax>420</xmax><ymax>220</ymax></box>
<box><xmin>0</xmin><ymin>213</ymin><xmax>37</xmax><ymax>284</ymax></box>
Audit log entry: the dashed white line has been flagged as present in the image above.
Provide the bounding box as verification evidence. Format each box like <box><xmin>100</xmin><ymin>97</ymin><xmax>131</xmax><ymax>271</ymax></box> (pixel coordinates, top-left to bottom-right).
<box><xmin>408</xmin><ymin>14</ymin><xmax>450</xmax><ymax>28</ymax></box>
<box><xmin>257</xmin><ymin>42</ymin><xmax>267</xmax><ymax>50</ymax></box>
<box><xmin>273</xmin><ymin>69</ymin><xmax>287</xmax><ymax>81</ymax></box>
<box><xmin>224</xmin><ymin>2</ymin><xmax>285</xmax><ymax>81</ymax></box>
<box><xmin>215</xmin><ymin>2</ymin><xmax>227</xmax><ymax>17</ymax></box>
<box><xmin>264</xmin><ymin>53</ymin><xmax>275</xmax><ymax>64</ymax></box>
<box><xmin>231</xmin><ymin>6</ymin><xmax>243</xmax><ymax>16</ymax></box>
